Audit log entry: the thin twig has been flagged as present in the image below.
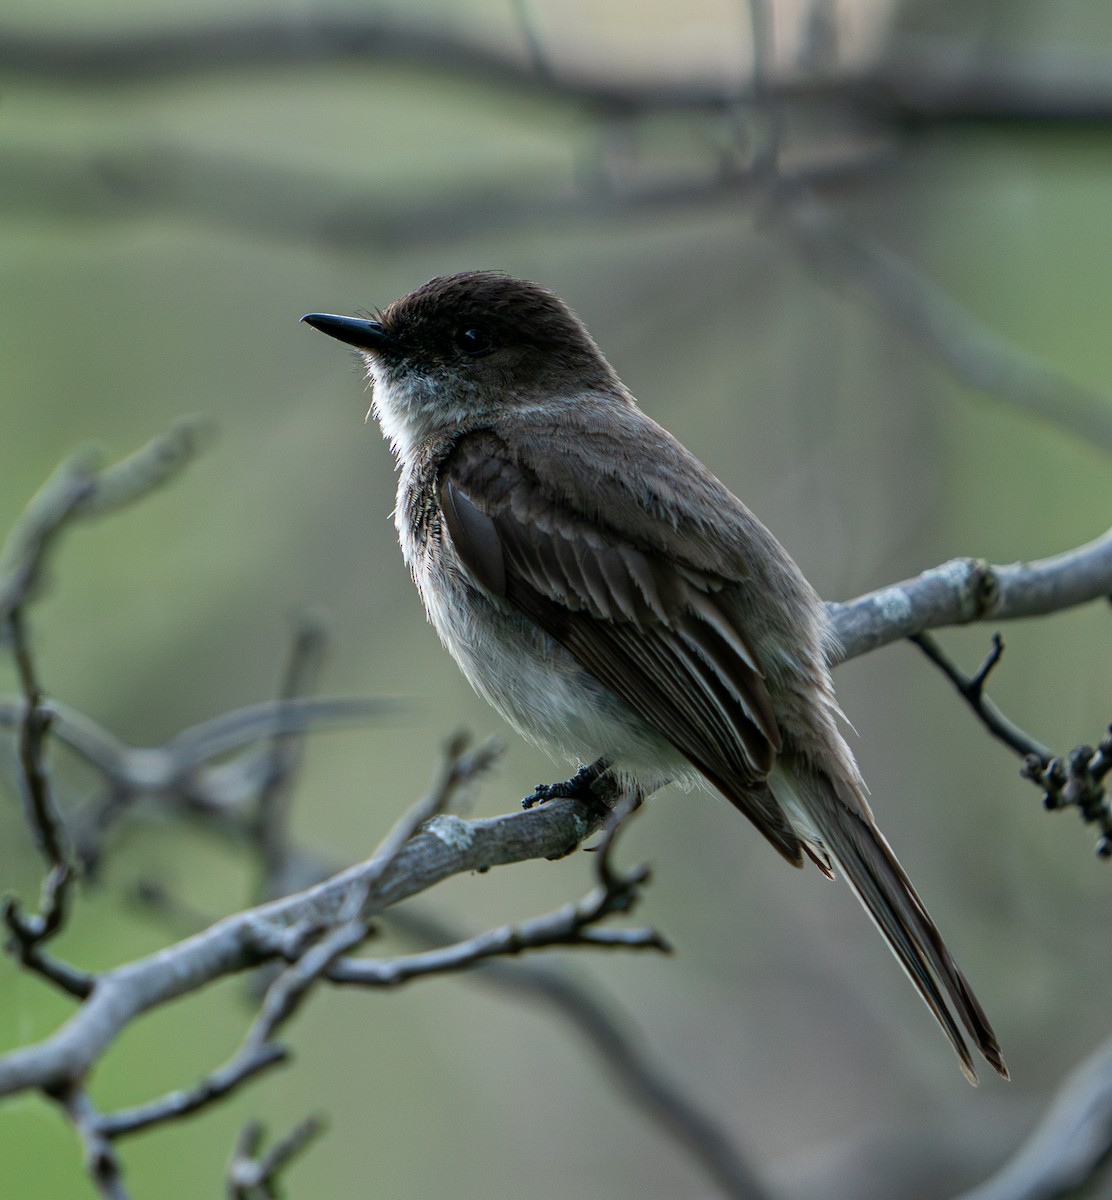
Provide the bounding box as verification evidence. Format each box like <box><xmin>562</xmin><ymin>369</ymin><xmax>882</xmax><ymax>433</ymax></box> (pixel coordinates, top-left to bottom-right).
<box><xmin>909</xmin><ymin>632</ymin><xmax>1112</xmax><ymax>857</ymax></box>
<box><xmin>101</xmin><ymin>880</ymin><xmax>372</xmax><ymax>1138</ymax></box>
<box><xmin>226</xmin><ymin>1116</ymin><xmax>326</xmax><ymax>1200</ymax></box>
<box><xmin>909</xmin><ymin>632</ymin><xmax>1052</xmax><ymax>762</ymax></box>
<box><xmin>2</xmin><ymin>607</ymin><xmax>86</xmax><ymax>992</ymax></box>
<box><xmin>97</xmin><ymin>1040</ymin><xmax>288</xmax><ymax>1138</ymax></box>
<box><xmin>326</xmin><ymin>904</ymin><xmax>667</xmax><ymax>987</ymax></box>
<box><xmin>7</xmin><ymin>614</ymin><xmax>74</xmax><ymax>921</ymax></box>
<box><xmin>252</xmin><ymin>611</ymin><xmax>331</xmax><ymax>893</ymax></box>
<box><xmin>0</xmin><ymin>898</ymin><xmax>93</xmax><ymax>998</ymax></box>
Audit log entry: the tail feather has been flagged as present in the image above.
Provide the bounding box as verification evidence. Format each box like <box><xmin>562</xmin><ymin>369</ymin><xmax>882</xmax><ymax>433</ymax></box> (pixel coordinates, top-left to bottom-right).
<box><xmin>773</xmin><ymin>761</ymin><xmax>1008</xmax><ymax>1083</ymax></box>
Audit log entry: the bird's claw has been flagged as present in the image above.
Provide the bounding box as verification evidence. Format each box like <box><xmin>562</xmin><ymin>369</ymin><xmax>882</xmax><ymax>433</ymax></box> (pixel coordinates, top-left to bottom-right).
<box><xmin>521</xmin><ymin>763</ymin><xmax>599</xmax><ymax>809</ymax></box>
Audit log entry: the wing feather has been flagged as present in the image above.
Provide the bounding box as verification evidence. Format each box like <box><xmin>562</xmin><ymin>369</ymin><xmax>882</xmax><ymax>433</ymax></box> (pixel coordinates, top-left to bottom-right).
<box><xmin>438</xmin><ymin>432</ymin><xmax>804</xmax><ymax>864</ymax></box>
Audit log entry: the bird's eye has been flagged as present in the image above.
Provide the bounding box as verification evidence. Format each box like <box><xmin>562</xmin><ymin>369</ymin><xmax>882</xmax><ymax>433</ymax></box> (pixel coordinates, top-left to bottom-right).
<box><xmin>452</xmin><ymin>326</ymin><xmax>496</xmax><ymax>357</ymax></box>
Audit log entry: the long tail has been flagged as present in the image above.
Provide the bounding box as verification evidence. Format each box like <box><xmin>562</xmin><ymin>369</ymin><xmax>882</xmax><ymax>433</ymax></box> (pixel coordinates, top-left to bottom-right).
<box><xmin>772</xmin><ymin>759</ymin><xmax>1008</xmax><ymax>1084</ymax></box>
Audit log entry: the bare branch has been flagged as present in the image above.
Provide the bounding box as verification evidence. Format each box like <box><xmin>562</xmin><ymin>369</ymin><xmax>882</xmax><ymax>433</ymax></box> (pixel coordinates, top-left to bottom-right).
<box><xmin>782</xmin><ymin>194</ymin><xmax>1112</xmax><ymax>454</ymax></box>
<box><xmin>99</xmin><ymin>873</ymin><xmax>373</xmax><ymax>1138</ymax></box>
<box><xmin>29</xmin><ymin>739</ymin><xmax>569</xmax><ymax>1148</ymax></box>
<box><xmin>0</xmin><ymin>779</ymin><xmax>601</xmax><ymax>1100</ymax></box>
<box><xmin>828</xmin><ymin>527</ymin><xmax>1112</xmax><ymax>662</ymax></box>
<box><xmin>908</xmin><ymin>632</ymin><xmax>1111</xmax><ymax>855</ymax></box>
<box><xmin>326</xmin><ymin>808</ymin><xmax>668</xmax><ymax>989</ymax></box>
<box><xmin>87</xmin><ymin>745</ymin><xmax>488</xmax><ymax>1140</ymax></box>
<box><xmin>96</xmin><ymin>1040</ymin><xmax>288</xmax><ymax>1139</ymax></box>
<box><xmin>325</xmin><ymin>894</ymin><xmax>667</xmax><ymax>986</ymax></box>
<box><xmin>0</xmin><ymin>419</ymin><xmax>209</xmax><ymax>622</ymax></box>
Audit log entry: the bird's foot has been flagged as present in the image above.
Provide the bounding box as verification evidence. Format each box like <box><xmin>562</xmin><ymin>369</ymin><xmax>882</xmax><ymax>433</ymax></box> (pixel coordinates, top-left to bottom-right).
<box><xmin>522</xmin><ymin>761</ymin><xmax>606</xmax><ymax>809</ymax></box>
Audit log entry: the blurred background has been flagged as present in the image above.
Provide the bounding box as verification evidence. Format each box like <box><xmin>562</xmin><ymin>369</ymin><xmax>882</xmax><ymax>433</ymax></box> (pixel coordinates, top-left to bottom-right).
<box><xmin>1</xmin><ymin>1</ymin><xmax>1111</xmax><ymax>1197</ymax></box>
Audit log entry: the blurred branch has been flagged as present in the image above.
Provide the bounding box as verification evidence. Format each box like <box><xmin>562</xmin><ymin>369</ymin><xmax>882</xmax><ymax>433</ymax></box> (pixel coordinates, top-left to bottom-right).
<box><xmin>253</xmin><ymin>610</ymin><xmax>330</xmax><ymax>891</ymax></box>
<box><xmin>781</xmin><ymin>192</ymin><xmax>1112</xmax><ymax>453</ymax></box>
<box><xmin>0</xmin><ymin>691</ymin><xmax>389</xmax><ymax>871</ymax></box>
<box><xmin>0</xmin><ymin>426</ymin><xmax>217</xmax><ymax>1000</ymax></box>
<box><xmin>388</xmin><ymin>906</ymin><xmax>772</xmax><ymax>1200</ymax></box>
<box><xmin>891</xmin><ymin>35</ymin><xmax>1112</xmax><ymax>127</ymax></box>
<box><xmin>10</xmin><ymin>176</ymin><xmax>1111</xmax><ymax>459</ymax></box>
<box><xmin>7</xmin><ymin>21</ymin><xmax>1112</xmax><ymax>461</ymax></box>
<box><xmin>5</xmin><ymin>16</ymin><xmax>1112</xmax><ymax>130</ymax></box>
<box><xmin>0</xmin><ymin>142</ymin><xmax>885</xmax><ymax>250</ymax></box>
<box><xmin>52</xmin><ymin>1084</ymin><xmax>130</xmax><ymax>1200</ymax></box>
<box><xmin>828</xmin><ymin>526</ymin><xmax>1112</xmax><ymax>662</ymax></box>
<box><xmin>0</xmin><ymin>418</ymin><xmax>210</xmax><ymax>623</ymax></box>
<box><xmin>952</xmin><ymin>1034</ymin><xmax>1112</xmax><ymax>1200</ymax></box>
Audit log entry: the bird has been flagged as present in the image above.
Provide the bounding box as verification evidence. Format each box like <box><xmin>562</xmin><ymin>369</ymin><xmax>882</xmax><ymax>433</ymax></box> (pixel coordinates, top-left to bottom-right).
<box><xmin>302</xmin><ymin>270</ymin><xmax>1007</xmax><ymax>1082</ymax></box>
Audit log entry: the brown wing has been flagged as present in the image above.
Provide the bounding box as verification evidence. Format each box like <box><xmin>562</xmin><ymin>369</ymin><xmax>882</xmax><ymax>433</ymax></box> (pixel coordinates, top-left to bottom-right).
<box><xmin>439</xmin><ymin>431</ymin><xmax>806</xmax><ymax>865</ymax></box>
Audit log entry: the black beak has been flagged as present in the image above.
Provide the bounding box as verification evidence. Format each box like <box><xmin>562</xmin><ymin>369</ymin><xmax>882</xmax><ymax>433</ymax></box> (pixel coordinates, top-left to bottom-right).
<box><xmin>300</xmin><ymin>313</ymin><xmax>398</xmax><ymax>352</ymax></box>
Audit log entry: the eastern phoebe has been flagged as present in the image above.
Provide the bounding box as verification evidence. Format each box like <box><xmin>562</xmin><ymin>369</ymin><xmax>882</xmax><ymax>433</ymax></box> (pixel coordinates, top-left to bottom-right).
<box><xmin>302</xmin><ymin>271</ymin><xmax>1006</xmax><ymax>1082</ymax></box>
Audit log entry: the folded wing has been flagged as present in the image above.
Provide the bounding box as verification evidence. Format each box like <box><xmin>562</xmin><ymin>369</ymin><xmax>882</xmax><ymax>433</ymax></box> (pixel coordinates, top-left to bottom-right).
<box><xmin>439</xmin><ymin>431</ymin><xmax>805</xmax><ymax>864</ymax></box>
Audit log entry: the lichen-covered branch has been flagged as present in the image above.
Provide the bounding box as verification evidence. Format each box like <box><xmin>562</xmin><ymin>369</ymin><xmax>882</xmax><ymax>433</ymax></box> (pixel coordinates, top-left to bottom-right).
<box><xmin>827</xmin><ymin>527</ymin><xmax>1112</xmax><ymax>662</ymax></box>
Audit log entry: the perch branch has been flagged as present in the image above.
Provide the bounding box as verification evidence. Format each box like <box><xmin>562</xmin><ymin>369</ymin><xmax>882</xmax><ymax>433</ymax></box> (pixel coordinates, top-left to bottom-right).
<box><xmin>0</xmin><ymin>752</ymin><xmax>604</xmax><ymax>1100</ymax></box>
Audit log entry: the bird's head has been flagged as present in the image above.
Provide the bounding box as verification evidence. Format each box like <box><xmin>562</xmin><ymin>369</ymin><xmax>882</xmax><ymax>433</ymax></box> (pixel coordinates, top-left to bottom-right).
<box><xmin>302</xmin><ymin>271</ymin><xmax>625</xmax><ymax>458</ymax></box>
